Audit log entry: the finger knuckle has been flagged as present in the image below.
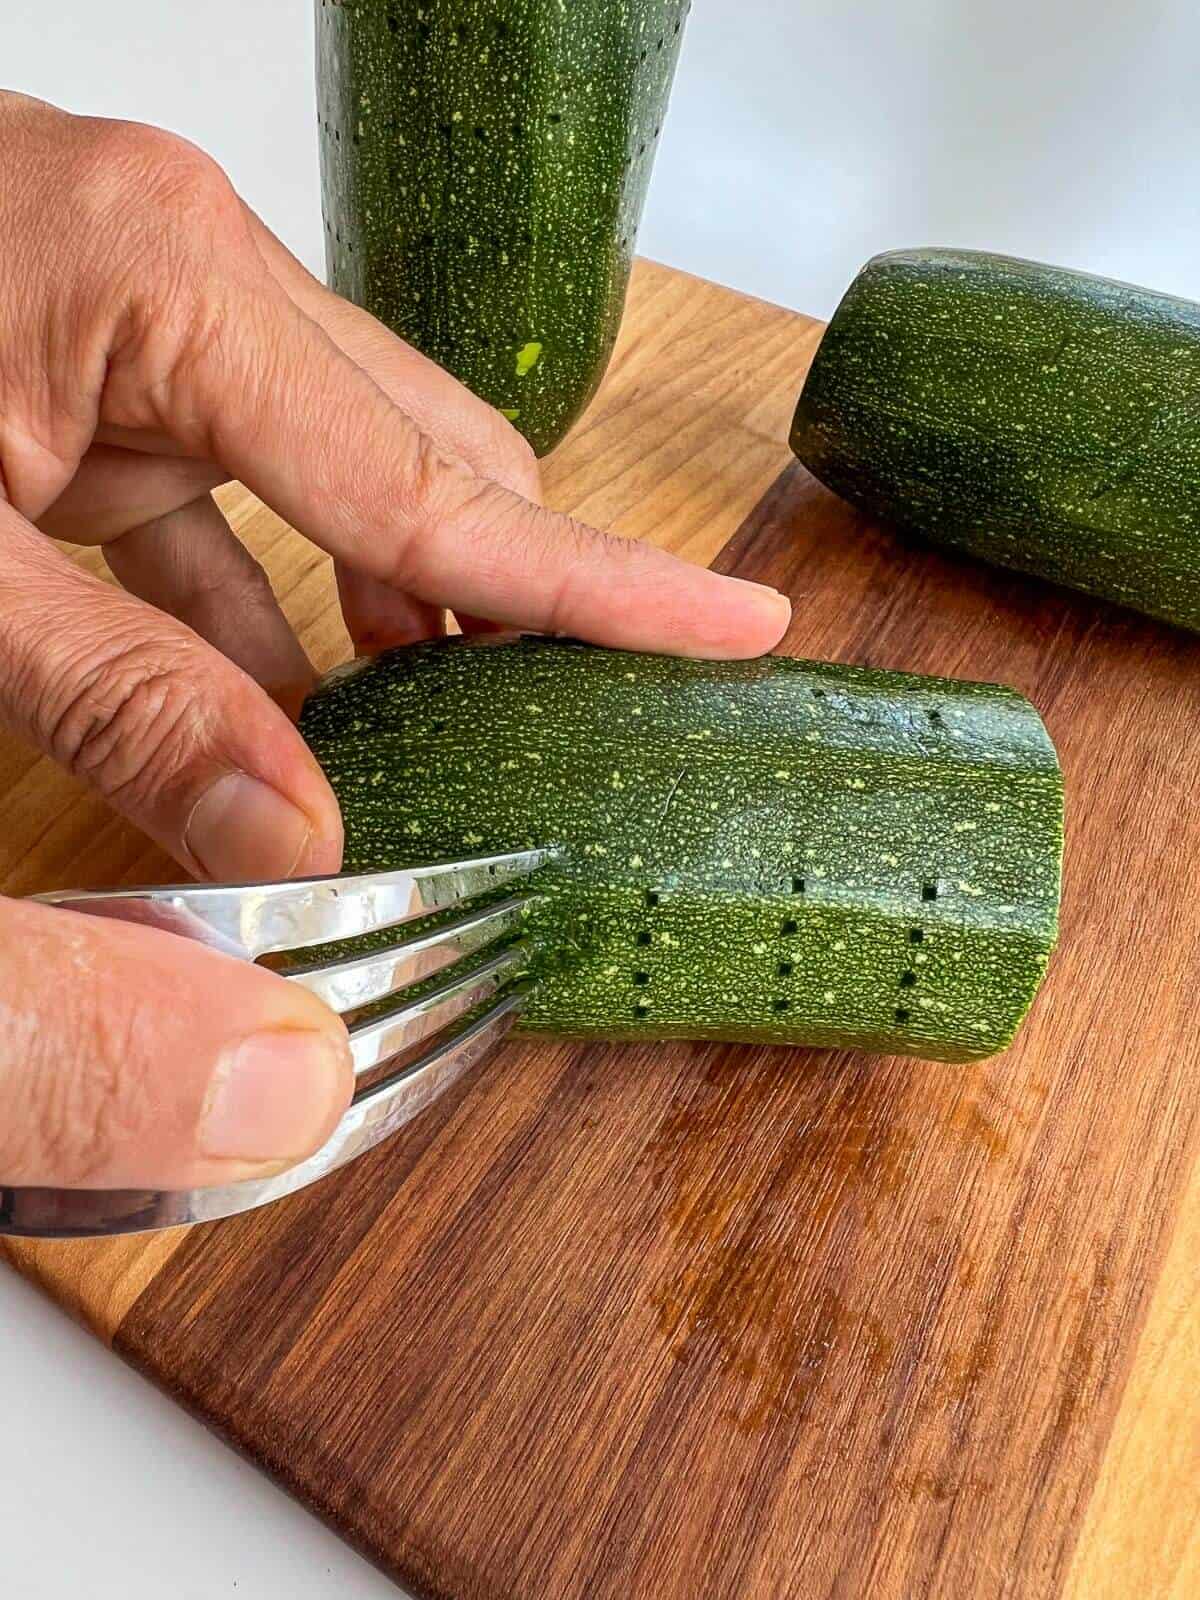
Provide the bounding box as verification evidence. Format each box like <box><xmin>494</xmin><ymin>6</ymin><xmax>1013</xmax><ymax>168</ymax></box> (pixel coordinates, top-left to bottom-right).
<box><xmin>538</xmin><ymin>517</ymin><xmax>623</xmax><ymax>636</ymax></box>
<box><xmin>87</xmin><ymin>118</ymin><xmax>236</xmax><ymax>224</ymax></box>
<box><xmin>487</xmin><ymin>415</ymin><xmax>542</xmax><ymax>499</ymax></box>
<box><xmin>382</xmin><ymin>429</ymin><xmax>471</xmax><ymax>588</ymax></box>
<box><xmin>45</xmin><ymin>634</ymin><xmax>214</xmax><ymax>807</ymax></box>
<box><xmin>429</xmin><ymin>472</ymin><xmax>593</xmax><ymax>632</ymax></box>
<box><xmin>65</xmin><ymin>120</ymin><xmax>246</xmax><ymax>338</ymax></box>
<box><xmin>203</xmin><ymin>540</ymin><xmax>279</xmax><ymax>610</ymax></box>
<box><xmin>407</xmin><ymin>426</ymin><xmax>461</xmax><ymax>517</ymax></box>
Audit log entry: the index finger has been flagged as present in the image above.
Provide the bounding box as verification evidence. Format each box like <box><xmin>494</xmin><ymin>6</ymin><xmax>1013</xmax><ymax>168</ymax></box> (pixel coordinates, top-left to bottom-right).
<box><xmin>187</xmin><ymin>276</ymin><xmax>792</xmax><ymax>660</ymax></box>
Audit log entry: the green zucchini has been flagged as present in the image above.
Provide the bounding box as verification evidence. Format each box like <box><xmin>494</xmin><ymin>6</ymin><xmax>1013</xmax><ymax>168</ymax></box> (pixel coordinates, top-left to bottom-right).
<box><xmin>791</xmin><ymin>248</ymin><xmax>1200</xmax><ymax>632</ymax></box>
<box><xmin>300</xmin><ymin>635</ymin><xmax>1062</xmax><ymax>1063</ymax></box>
<box><xmin>315</xmin><ymin>0</ymin><xmax>690</xmax><ymax>455</ymax></box>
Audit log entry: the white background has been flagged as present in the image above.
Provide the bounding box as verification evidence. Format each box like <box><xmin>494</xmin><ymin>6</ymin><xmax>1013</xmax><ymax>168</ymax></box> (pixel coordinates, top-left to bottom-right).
<box><xmin>3</xmin><ymin>2</ymin><xmax>1199</xmax><ymax>1596</ymax></box>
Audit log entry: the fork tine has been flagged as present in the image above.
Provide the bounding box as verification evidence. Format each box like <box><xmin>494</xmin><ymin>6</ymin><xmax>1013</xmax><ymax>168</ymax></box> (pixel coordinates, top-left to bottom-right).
<box><xmin>205</xmin><ymin>984</ymin><xmax>530</xmax><ymax>1219</ymax></box>
<box><xmin>6</xmin><ymin>853</ymin><xmax>548</xmax><ymax>1239</ymax></box>
<box><xmin>281</xmin><ymin>894</ymin><xmax>529</xmax><ymax>1012</ymax></box>
<box><xmin>346</xmin><ymin>943</ymin><xmax>529</xmax><ymax>1076</ymax></box>
<box><xmin>0</xmin><ymin>985</ymin><xmax>529</xmax><ymax>1239</ymax></box>
<box><xmin>32</xmin><ymin>848</ymin><xmax>552</xmax><ymax>962</ymax></box>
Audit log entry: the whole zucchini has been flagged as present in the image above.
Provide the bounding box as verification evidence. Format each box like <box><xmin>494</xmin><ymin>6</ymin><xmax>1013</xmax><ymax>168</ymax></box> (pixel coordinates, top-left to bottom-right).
<box><xmin>301</xmin><ymin>635</ymin><xmax>1063</xmax><ymax>1064</ymax></box>
<box><xmin>791</xmin><ymin>248</ymin><xmax>1200</xmax><ymax>632</ymax></box>
<box><xmin>316</xmin><ymin>0</ymin><xmax>690</xmax><ymax>454</ymax></box>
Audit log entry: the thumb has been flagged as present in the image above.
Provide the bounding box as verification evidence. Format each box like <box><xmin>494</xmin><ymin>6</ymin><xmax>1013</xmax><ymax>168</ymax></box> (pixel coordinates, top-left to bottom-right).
<box><xmin>0</xmin><ymin>500</ymin><xmax>342</xmax><ymax>882</ymax></box>
<box><xmin>0</xmin><ymin>897</ymin><xmax>353</xmax><ymax>1189</ymax></box>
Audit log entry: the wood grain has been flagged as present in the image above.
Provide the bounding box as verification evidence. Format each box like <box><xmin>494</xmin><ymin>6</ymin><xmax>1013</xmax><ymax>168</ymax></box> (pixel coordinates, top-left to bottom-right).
<box><xmin>3</xmin><ymin>261</ymin><xmax>1199</xmax><ymax>1597</ymax></box>
<box><xmin>1062</xmin><ymin>1152</ymin><xmax>1200</xmax><ymax>1600</ymax></box>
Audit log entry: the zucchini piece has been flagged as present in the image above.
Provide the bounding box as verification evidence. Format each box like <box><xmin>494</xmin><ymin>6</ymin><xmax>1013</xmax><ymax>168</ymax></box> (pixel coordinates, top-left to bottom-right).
<box><xmin>316</xmin><ymin>0</ymin><xmax>690</xmax><ymax>455</ymax></box>
<box><xmin>301</xmin><ymin>635</ymin><xmax>1063</xmax><ymax>1063</ymax></box>
<box><xmin>791</xmin><ymin>247</ymin><xmax>1200</xmax><ymax>632</ymax></box>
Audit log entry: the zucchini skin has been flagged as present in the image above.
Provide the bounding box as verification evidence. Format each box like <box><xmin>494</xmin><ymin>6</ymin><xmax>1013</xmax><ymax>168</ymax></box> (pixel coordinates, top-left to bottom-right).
<box><xmin>791</xmin><ymin>248</ymin><xmax>1200</xmax><ymax>632</ymax></box>
<box><xmin>316</xmin><ymin>0</ymin><xmax>689</xmax><ymax>455</ymax></box>
<box><xmin>300</xmin><ymin>636</ymin><xmax>1062</xmax><ymax>1064</ymax></box>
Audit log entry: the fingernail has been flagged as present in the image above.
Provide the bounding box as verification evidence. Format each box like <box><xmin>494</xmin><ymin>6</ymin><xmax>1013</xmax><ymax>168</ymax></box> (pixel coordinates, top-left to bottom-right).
<box><xmin>200</xmin><ymin>1029</ymin><xmax>352</xmax><ymax>1165</ymax></box>
<box><xmin>729</xmin><ymin>578</ymin><xmax>793</xmax><ymax>628</ymax></box>
<box><xmin>692</xmin><ymin>576</ymin><xmax>791</xmax><ymax>656</ymax></box>
<box><xmin>186</xmin><ymin>772</ymin><xmax>312</xmax><ymax>883</ymax></box>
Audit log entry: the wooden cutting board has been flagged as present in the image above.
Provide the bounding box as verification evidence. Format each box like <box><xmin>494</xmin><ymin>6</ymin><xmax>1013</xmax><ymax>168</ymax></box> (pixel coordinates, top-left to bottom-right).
<box><xmin>4</xmin><ymin>260</ymin><xmax>1200</xmax><ymax>1600</ymax></box>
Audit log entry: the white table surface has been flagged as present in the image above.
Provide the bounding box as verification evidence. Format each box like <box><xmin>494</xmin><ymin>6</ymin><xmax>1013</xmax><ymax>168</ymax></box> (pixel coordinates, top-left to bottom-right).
<box><xmin>4</xmin><ymin>1</ymin><xmax>1200</xmax><ymax>1595</ymax></box>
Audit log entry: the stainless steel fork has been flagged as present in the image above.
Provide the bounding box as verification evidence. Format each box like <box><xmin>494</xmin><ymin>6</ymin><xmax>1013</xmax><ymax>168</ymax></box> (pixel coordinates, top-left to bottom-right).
<box><xmin>0</xmin><ymin>849</ymin><xmax>550</xmax><ymax>1240</ymax></box>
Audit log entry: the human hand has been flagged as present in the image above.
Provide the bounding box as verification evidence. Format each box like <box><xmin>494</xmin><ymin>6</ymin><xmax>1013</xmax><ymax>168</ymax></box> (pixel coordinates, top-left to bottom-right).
<box><xmin>0</xmin><ymin>93</ymin><xmax>789</xmax><ymax>1188</ymax></box>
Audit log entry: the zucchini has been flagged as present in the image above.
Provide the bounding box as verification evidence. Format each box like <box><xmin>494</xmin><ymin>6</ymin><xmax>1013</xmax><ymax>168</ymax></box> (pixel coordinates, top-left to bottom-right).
<box><xmin>315</xmin><ymin>0</ymin><xmax>690</xmax><ymax>455</ymax></box>
<box><xmin>300</xmin><ymin>635</ymin><xmax>1062</xmax><ymax>1064</ymax></box>
<box><xmin>791</xmin><ymin>248</ymin><xmax>1200</xmax><ymax>632</ymax></box>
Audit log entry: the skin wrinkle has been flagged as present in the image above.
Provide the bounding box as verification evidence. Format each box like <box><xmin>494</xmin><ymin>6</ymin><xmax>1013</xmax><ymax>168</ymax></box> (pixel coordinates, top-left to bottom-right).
<box><xmin>0</xmin><ymin>929</ymin><xmax>129</xmax><ymax>1185</ymax></box>
<box><xmin>35</xmin><ymin>275</ymin><xmax>107</xmax><ymax>487</ymax></box>
<box><xmin>132</xmin><ymin>526</ymin><xmax>277</xmax><ymax>611</ymax></box>
<box><xmin>77</xmin><ymin>129</ymin><xmax>221</xmax><ymax>320</ymax></box>
<box><xmin>8</xmin><ymin>965</ymin><xmax>141</xmax><ymax>1186</ymax></box>
<box><xmin>63</xmin><ymin>667</ymin><xmax>201</xmax><ymax>802</ymax></box>
<box><xmin>201</xmin><ymin>306</ymin><xmax>437</xmax><ymax>567</ymax></box>
<box><xmin>105</xmin><ymin>278</ymin><xmax>238</xmax><ymax>456</ymax></box>
<box><xmin>0</xmin><ymin>566</ymin><xmax>91</xmax><ymax>717</ymax></box>
<box><xmin>22</xmin><ymin>605</ymin><xmax>150</xmax><ymax>737</ymax></box>
<box><xmin>35</xmin><ymin>1014</ymin><xmax>119</xmax><ymax>1187</ymax></box>
<box><xmin>394</xmin><ymin>460</ymin><xmax>616</xmax><ymax>622</ymax></box>
<box><xmin>0</xmin><ymin>153</ymin><xmax>120</xmax><ymax>514</ymax></box>
<box><xmin>382</xmin><ymin>436</ymin><xmax>486</xmax><ymax>592</ymax></box>
<box><xmin>0</xmin><ymin>412</ymin><xmax>82</xmax><ymax>518</ymax></box>
<box><xmin>0</xmin><ymin>379</ymin><xmax>88</xmax><ymax>531</ymax></box>
<box><xmin>80</xmin><ymin>993</ymin><xmax>158</xmax><ymax>1184</ymax></box>
<box><xmin>0</xmin><ymin>569</ymin><xmax>225</xmax><ymax>823</ymax></box>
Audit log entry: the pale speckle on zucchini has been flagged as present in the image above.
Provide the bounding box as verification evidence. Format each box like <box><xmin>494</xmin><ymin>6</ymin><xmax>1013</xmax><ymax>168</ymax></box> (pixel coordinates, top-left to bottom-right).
<box><xmin>316</xmin><ymin>0</ymin><xmax>691</xmax><ymax>455</ymax></box>
<box><xmin>300</xmin><ymin>634</ymin><xmax>1064</xmax><ymax>1065</ymax></box>
<box><xmin>792</xmin><ymin>247</ymin><xmax>1200</xmax><ymax>633</ymax></box>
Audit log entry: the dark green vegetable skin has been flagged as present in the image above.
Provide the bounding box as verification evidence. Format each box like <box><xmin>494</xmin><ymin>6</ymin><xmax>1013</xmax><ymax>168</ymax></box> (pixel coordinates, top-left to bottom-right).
<box><xmin>301</xmin><ymin>636</ymin><xmax>1062</xmax><ymax>1063</ymax></box>
<box><xmin>316</xmin><ymin>0</ymin><xmax>690</xmax><ymax>455</ymax></box>
<box><xmin>792</xmin><ymin>248</ymin><xmax>1200</xmax><ymax>632</ymax></box>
